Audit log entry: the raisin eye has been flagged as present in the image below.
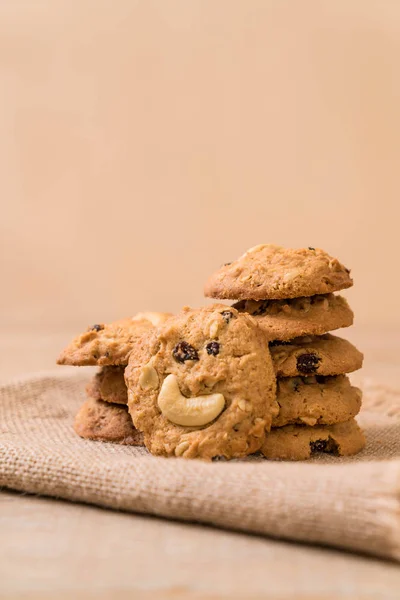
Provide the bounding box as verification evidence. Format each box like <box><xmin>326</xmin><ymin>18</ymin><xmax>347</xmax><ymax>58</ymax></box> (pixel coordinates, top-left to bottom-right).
<box><xmin>221</xmin><ymin>310</ymin><xmax>235</xmax><ymax>323</ymax></box>
<box><xmin>172</xmin><ymin>341</ymin><xmax>199</xmax><ymax>363</ymax></box>
<box><xmin>310</xmin><ymin>439</ymin><xmax>327</xmax><ymax>453</ymax></box>
<box><xmin>90</xmin><ymin>324</ymin><xmax>104</xmax><ymax>332</ymax></box>
<box><xmin>296</xmin><ymin>353</ymin><xmax>320</xmax><ymax>374</ymax></box>
<box><xmin>206</xmin><ymin>341</ymin><xmax>220</xmax><ymax>356</ymax></box>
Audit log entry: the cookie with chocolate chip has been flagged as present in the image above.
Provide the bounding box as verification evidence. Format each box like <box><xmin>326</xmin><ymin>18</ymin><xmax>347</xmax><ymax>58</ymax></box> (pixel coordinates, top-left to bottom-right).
<box><xmin>272</xmin><ymin>375</ymin><xmax>362</xmax><ymax>427</ymax></box>
<box><xmin>233</xmin><ymin>294</ymin><xmax>353</xmax><ymax>341</ymax></box>
<box><xmin>74</xmin><ymin>397</ymin><xmax>143</xmax><ymax>445</ymax></box>
<box><xmin>57</xmin><ymin>312</ymin><xmax>172</xmax><ymax>366</ymax></box>
<box><xmin>270</xmin><ymin>334</ymin><xmax>363</xmax><ymax>377</ymax></box>
<box><xmin>205</xmin><ymin>244</ymin><xmax>353</xmax><ymax>300</ymax></box>
<box><xmin>125</xmin><ymin>305</ymin><xmax>276</xmax><ymax>460</ymax></box>
<box><xmin>261</xmin><ymin>419</ymin><xmax>365</xmax><ymax>460</ymax></box>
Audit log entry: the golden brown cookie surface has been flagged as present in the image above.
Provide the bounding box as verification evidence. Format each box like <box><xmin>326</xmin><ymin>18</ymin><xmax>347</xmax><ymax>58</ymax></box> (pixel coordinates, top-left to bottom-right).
<box><xmin>57</xmin><ymin>312</ymin><xmax>172</xmax><ymax>366</ymax></box>
<box><xmin>74</xmin><ymin>397</ymin><xmax>143</xmax><ymax>445</ymax></box>
<box><xmin>270</xmin><ymin>334</ymin><xmax>363</xmax><ymax>377</ymax></box>
<box><xmin>205</xmin><ymin>244</ymin><xmax>353</xmax><ymax>300</ymax></box>
<box><xmin>261</xmin><ymin>419</ymin><xmax>365</xmax><ymax>460</ymax></box>
<box><xmin>86</xmin><ymin>366</ymin><xmax>128</xmax><ymax>404</ymax></box>
<box><xmin>233</xmin><ymin>294</ymin><xmax>353</xmax><ymax>341</ymax></box>
<box><xmin>272</xmin><ymin>375</ymin><xmax>362</xmax><ymax>427</ymax></box>
<box><xmin>125</xmin><ymin>305</ymin><xmax>276</xmax><ymax>459</ymax></box>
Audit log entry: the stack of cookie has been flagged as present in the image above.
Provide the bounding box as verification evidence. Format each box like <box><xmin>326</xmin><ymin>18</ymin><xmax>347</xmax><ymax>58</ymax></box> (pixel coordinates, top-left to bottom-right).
<box><xmin>57</xmin><ymin>312</ymin><xmax>172</xmax><ymax>445</ymax></box>
<box><xmin>204</xmin><ymin>244</ymin><xmax>365</xmax><ymax>460</ymax></box>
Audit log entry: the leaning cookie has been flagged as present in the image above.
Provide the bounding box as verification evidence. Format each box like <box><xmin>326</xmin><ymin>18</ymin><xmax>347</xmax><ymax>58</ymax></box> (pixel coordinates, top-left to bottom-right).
<box><xmin>86</xmin><ymin>366</ymin><xmax>128</xmax><ymax>405</ymax></box>
<box><xmin>125</xmin><ymin>305</ymin><xmax>276</xmax><ymax>460</ymax></box>
<box><xmin>57</xmin><ymin>312</ymin><xmax>172</xmax><ymax>366</ymax></box>
<box><xmin>261</xmin><ymin>419</ymin><xmax>365</xmax><ymax>461</ymax></box>
<box><xmin>270</xmin><ymin>334</ymin><xmax>363</xmax><ymax>377</ymax></box>
<box><xmin>205</xmin><ymin>244</ymin><xmax>352</xmax><ymax>301</ymax></box>
<box><xmin>233</xmin><ymin>294</ymin><xmax>353</xmax><ymax>341</ymax></box>
<box><xmin>272</xmin><ymin>375</ymin><xmax>362</xmax><ymax>427</ymax></box>
<box><xmin>74</xmin><ymin>397</ymin><xmax>143</xmax><ymax>445</ymax></box>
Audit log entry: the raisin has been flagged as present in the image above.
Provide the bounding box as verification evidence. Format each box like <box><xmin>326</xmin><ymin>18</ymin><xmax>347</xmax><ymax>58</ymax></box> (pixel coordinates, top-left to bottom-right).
<box><xmin>172</xmin><ymin>341</ymin><xmax>199</xmax><ymax>363</ymax></box>
<box><xmin>105</xmin><ymin>351</ymin><xmax>110</xmax><ymax>358</ymax></box>
<box><xmin>253</xmin><ymin>301</ymin><xmax>270</xmax><ymax>316</ymax></box>
<box><xmin>206</xmin><ymin>341</ymin><xmax>220</xmax><ymax>356</ymax></box>
<box><xmin>269</xmin><ymin>340</ymin><xmax>292</xmax><ymax>347</ymax></box>
<box><xmin>310</xmin><ymin>439</ymin><xmax>328</xmax><ymax>453</ymax></box>
<box><xmin>296</xmin><ymin>353</ymin><xmax>321</xmax><ymax>374</ymax></box>
<box><xmin>221</xmin><ymin>310</ymin><xmax>235</xmax><ymax>323</ymax></box>
<box><xmin>223</xmin><ymin>262</ymin><xmax>232</xmax><ymax>266</ymax></box>
<box><xmin>308</xmin><ymin>247</ymin><xmax>315</xmax><ymax>251</ymax></box>
<box><xmin>90</xmin><ymin>324</ymin><xmax>104</xmax><ymax>332</ymax></box>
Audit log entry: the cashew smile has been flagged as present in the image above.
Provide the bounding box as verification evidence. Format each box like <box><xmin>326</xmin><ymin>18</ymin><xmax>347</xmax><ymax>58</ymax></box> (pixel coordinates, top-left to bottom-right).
<box><xmin>157</xmin><ymin>374</ymin><xmax>225</xmax><ymax>427</ymax></box>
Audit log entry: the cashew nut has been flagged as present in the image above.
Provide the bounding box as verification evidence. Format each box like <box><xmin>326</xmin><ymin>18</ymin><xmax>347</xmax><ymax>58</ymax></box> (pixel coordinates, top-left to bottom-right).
<box><xmin>139</xmin><ymin>364</ymin><xmax>159</xmax><ymax>390</ymax></box>
<box><xmin>157</xmin><ymin>374</ymin><xmax>225</xmax><ymax>426</ymax></box>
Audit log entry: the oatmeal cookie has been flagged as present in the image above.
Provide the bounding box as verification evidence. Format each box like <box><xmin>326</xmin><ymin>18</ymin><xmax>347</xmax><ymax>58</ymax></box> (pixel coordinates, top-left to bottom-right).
<box><xmin>205</xmin><ymin>244</ymin><xmax>352</xmax><ymax>300</ymax></box>
<box><xmin>125</xmin><ymin>305</ymin><xmax>276</xmax><ymax>459</ymax></box>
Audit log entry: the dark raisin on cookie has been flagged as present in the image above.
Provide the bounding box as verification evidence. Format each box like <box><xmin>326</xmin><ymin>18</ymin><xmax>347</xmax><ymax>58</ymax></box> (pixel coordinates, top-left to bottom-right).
<box><xmin>90</xmin><ymin>324</ymin><xmax>104</xmax><ymax>332</ymax></box>
<box><xmin>206</xmin><ymin>341</ymin><xmax>220</xmax><ymax>356</ymax></box>
<box><xmin>172</xmin><ymin>341</ymin><xmax>199</xmax><ymax>363</ymax></box>
<box><xmin>223</xmin><ymin>262</ymin><xmax>232</xmax><ymax>266</ymax></box>
<box><xmin>221</xmin><ymin>310</ymin><xmax>235</xmax><ymax>323</ymax></box>
<box><xmin>253</xmin><ymin>300</ymin><xmax>270</xmax><ymax>316</ymax></box>
<box><xmin>310</xmin><ymin>439</ymin><xmax>328</xmax><ymax>453</ymax></box>
<box><xmin>310</xmin><ymin>438</ymin><xmax>338</xmax><ymax>455</ymax></box>
<box><xmin>296</xmin><ymin>353</ymin><xmax>321</xmax><ymax>374</ymax></box>
<box><xmin>308</xmin><ymin>247</ymin><xmax>315</xmax><ymax>251</ymax></box>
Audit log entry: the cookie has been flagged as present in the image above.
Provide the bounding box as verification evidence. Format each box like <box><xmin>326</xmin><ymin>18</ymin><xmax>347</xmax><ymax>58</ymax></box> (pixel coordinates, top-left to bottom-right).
<box><xmin>125</xmin><ymin>305</ymin><xmax>276</xmax><ymax>460</ymax></box>
<box><xmin>261</xmin><ymin>419</ymin><xmax>365</xmax><ymax>460</ymax></box>
<box><xmin>272</xmin><ymin>375</ymin><xmax>362</xmax><ymax>427</ymax></box>
<box><xmin>233</xmin><ymin>294</ymin><xmax>353</xmax><ymax>341</ymax></box>
<box><xmin>204</xmin><ymin>244</ymin><xmax>353</xmax><ymax>300</ymax></box>
<box><xmin>74</xmin><ymin>397</ymin><xmax>143</xmax><ymax>445</ymax></box>
<box><xmin>270</xmin><ymin>334</ymin><xmax>363</xmax><ymax>377</ymax></box>
<box><xmin>57</xmin><ymin>312</ymin><xmax>172</xmax><ymax>366</ymax></box>
<box><xmin>86</xmin><ymin>366</ymin><xmax>128</xmax><ymax>405</ymax></box>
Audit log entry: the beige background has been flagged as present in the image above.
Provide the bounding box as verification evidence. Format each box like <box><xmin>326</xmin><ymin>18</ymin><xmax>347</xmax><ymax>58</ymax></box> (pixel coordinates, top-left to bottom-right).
<box><xmin>1</xmin><ymin>0</ymin><xmax>399</xmax><ymax>336</ymax></box>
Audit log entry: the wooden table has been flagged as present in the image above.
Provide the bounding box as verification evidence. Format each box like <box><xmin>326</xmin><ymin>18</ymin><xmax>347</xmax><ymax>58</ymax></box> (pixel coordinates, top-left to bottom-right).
<box><xmin>1</xmin><ymin>328</ymin><xmax>400</xmax><ymax>599</ymax></box>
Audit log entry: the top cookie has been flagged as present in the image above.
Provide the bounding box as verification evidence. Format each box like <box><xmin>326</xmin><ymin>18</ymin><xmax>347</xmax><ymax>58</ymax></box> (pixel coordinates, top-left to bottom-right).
<box><xmin>57</xmin><ymin>312</ymin><xmax>172</xmax><ymax>366</ymax></box>
<box><xmin>204</xmin><ymin>244</ymin><xmax>353</xmax><ymax>300</ymax></box>
<box><xmin>125</xmin><ymin>304</ymin><xmax>276</xmax><ymax>460</ymax></box>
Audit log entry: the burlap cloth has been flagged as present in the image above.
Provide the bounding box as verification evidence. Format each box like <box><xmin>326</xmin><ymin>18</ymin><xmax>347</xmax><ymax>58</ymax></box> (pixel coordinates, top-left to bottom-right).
<box><xmin>1</xmin><ymin>370</ymin><xmax>400</xmax><ymax>561</ymax></box>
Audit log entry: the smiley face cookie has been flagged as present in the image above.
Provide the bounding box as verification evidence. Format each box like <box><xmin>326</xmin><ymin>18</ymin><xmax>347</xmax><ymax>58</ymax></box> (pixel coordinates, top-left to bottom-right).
<box><xmin>125</xmin><ymin>305</ymin><xmax>276</xmax><ymax>459</ymax></box>
<box><xmin>270</xmin><ymin>334</ymin><xmax>363</xmax><ymax>377</ymax></box>
<box><xmin>57</xmin><ymin>312</ymin><xmax>172</xmax><ymax>366</ymax></box>
<box><xmin>205</xmin><ymin>244</ymin><xmax>353</xmax><ymax>300</ymax></box>
<box><xmin>233</xmin><ymin>294</ymin><xmax>353</xmax><ymax>341</ymax></box>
